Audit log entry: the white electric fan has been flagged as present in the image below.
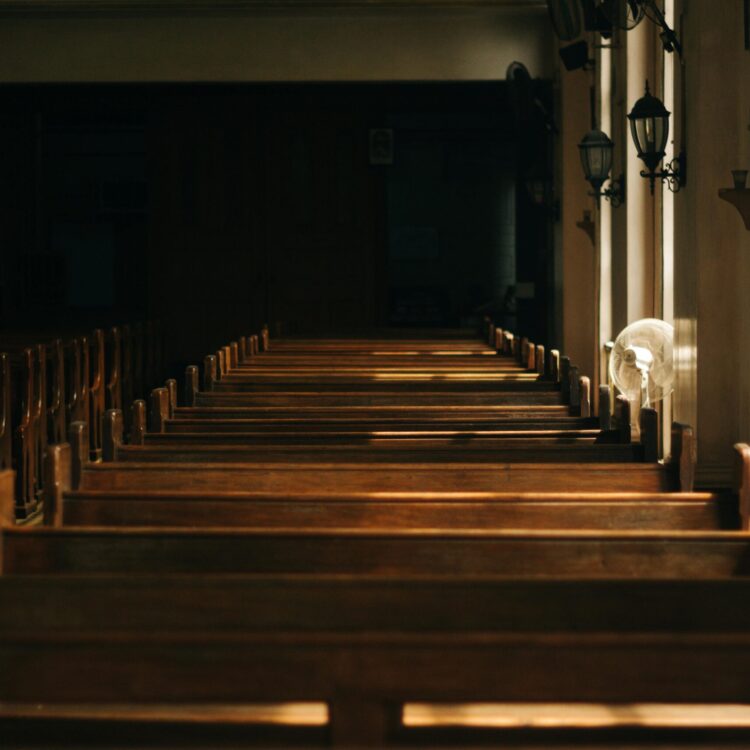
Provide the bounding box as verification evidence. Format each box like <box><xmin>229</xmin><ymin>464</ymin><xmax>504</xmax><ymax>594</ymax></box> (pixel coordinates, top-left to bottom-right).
<box><xmin>609</xmin><ymin>318</ymin><xmax>674</xmax><ymax>408</ymax></box>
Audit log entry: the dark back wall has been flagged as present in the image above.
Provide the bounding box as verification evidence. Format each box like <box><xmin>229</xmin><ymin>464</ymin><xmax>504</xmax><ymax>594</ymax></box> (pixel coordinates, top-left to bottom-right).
<box><xmin>0</xmin><ymin>82</ymin><xmax>554</xmax><ymax>371</ymax></box>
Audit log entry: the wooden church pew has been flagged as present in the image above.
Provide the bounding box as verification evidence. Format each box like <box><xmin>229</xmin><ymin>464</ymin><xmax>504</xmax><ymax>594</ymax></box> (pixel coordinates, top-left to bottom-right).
<box><xmin>6</xmin><ymin>523</ymin><xmax>750</xmax><ymax>576</ymax></box>
<box><xmin>67</xmin><ymin>456</ymin><xmax>684</xmax><ymax>494</ymax></box>
<box><xmin>33</xmin><ymin>418</ymin><xmax>706</xmax><ymax>530</ymax></box>
<box><xmin>1</xmin><ymin>327</ymin><xmax>731</xmax><ymax>748</ymax></box>
<box><xmin>0</xmin><ymin>320</ymin><xmax>164</xmax><ymax>519</ymax></box>
<box><xmin>207</xmin><ymin>332</ymin><xmax>564</xmax><ymax>394</ymax></box>
<box><xmin>211</xmin><ymin>377</ymin><xmax>565</xmax><ymax>395</ymax></box>
<box><xmin>110</xmin><ymin>442</ymin><xmax>646</xmax><ymax>464</ymax></box>
<box><xmin>166</xmin><ymin>413</ymin><xmax>600</xmax><ymax>433</ymax></box>
<box><xmin>105</xmin><ymin>386</ymin><xmax>636</xmax><ymax>463</ymax></box>
<box><xmin>1</xmin><ymin>575</ymin><xmax>750</xmax><ymax>746</ymax></box>
<box><xmin>56</xmin><ymin>488</ymin><xmax>737</xmax><ymax>530</ymax></box>
<box><xmin>0</xmin><ymin>354</ymin><xmax>11</xmax><ymax>478</ymax></box>
<box><xmin>147</xmin><ymin>378</ymin><xmax>617</xmax><ymax>445</ymax></box>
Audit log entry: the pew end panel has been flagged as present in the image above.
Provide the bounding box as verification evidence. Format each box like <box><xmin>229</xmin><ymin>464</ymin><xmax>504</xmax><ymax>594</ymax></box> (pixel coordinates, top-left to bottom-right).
<box><xmin>89</xmin><ymin>329</ymin><xmax>105</xmax><ymax>462</ymax></box>
<box><xmin>559</xmin><ymin>356</ymin><xmax>571</xmax><ymax>404</ymax></box>
<box><xmin>14</xmin><ymin>348</ymin><xmax>39</xmax><ymax>518</ymax></box>
<box><xmin>121</xmin><ymin>324</ymin><xmax>135</xmax><ymax>420</ymax></box>
<box><xmin>0</xmin><ymin>352</ymin><xmax>10</xmax><ymax>472</ymax></box>
<box><xmin>64</xmin><ymin>336</ymin><xmax>88</xmax><ymax>427</ymax></box>
<box><xmin>204</xmin><ymin>355</ymin><xmax>218</xmax><ymax>392</ymax></box>
<box><xmin>549</xmin><ymin>349</ymin><xmax>560</xmax><ymax>384</ymax></box>
<box><xmin>493</xmin><ymin>327</ymin><xmax>503</xmax><ymax>353</ymax></box>
<box><xmin>105</xmin><ymin>327</ymin><xmax>122</xmax><ymax>413</ymax></box>
<box><xmin>149</xmin><ymin>389</ymin><xmax>169</xmax><ymax>434</ymax></box>
<box><xmin>216</xmin><ymin>349</ymin><xmax>227</xmax><ymax>379</ymax></box>
<box><xmin>46</xmin><ymin>338</ymin><xmax>66</xmax><ymax>445</ymax></box>
<box><xmin>734</xmin><ymin>442</ymin><xmax>750</xmax><ymax>530</ymax></box>
<box><xmin>535</xmin><ymin>344</ymin><xmax>545</xmax><ymax>377</ymax></box>
<box><xmin>42</xmin><ymin>443</ymin><xmax>72</xmax><ymax>527</ymax></box>
<box><xmin>0</xmin><ymin>469</ymin><xmax>15</xmax><ymax>528</ymax></box>
<box><xmin>599</xmin><ymin>385</ymin><xmax>612</xmax><ymax>430</ymax></box>
<box><xmin>579</xmin><ymin>376</ymin><xmax>591</xmax><ymax>418</ymax></box>
<box><xmin>670</xmin><ymin>422</ymin><xmax>696</xmax><ymax>493</ymax></box>
<box><xmin>185</xmin><ymin>366</ymin><xmax>200</xmax><ymax>407</ymax></box>
<box><xmin>639</xmin><ymin>407</ymin><xmax>659</xmax><ymax>463</ymax></box>
<box><xmin>165</xmin><ymin>379</ymin><xmax>177</xmax><ymax>419</ymax></box>
<box><xmin>614</xmin><ymin>395</ymin><xmax>632</xmax><ymax>444</ymax></box>
<box><xmin>68</xmin><ymin>421</ymin><xmax>89</xmax><ymax>491</ymax></box>
<box><xmin>102</xmin><ymin>410</ymin><xmax>124</xmax><ymax>463</ymax></box>
<box><xmin>568</xmin><ymin>366</ymin><xmax>580</xmax><ymax>414</ymax></box>
<box><xmin>130</xmin><ymin>400</ymin><xmax>146</xmax><ymax>446</ymax></box>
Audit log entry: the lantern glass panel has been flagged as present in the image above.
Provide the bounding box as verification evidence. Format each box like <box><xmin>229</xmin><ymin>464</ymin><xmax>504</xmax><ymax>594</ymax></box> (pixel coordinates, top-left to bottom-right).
<box><xmin>633</xmin><ymin>115</ymin><xmax>669</xmax><ymax>156</ymax></box>
<box><xmin>578</xmin><ymin>130</ymin><xmax>614</xmax><ymax>191</ymax></box>
<box><xmin>630</xmin><ymin>115</ymin><xmax>669</xmax><ymax>173</ymax></box>
<box><xmin>588</xmin><ymin>143</ymin><xmax>612</xmax><ymax>182</ymax></box>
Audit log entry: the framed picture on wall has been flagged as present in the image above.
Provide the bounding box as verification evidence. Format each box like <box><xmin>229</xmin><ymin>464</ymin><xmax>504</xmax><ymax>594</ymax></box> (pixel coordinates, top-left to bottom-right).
<box><xmin>369</xmin><ymin>129</ymin><xmax>394</xmax><ymax>165</ymax></box>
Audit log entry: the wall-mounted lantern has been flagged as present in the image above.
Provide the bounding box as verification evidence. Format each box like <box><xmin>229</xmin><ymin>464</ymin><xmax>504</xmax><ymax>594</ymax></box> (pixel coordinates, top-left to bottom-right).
<box><xmin>627</xmin><ymin>82</ymin><xmax>684</xmax><ymax>193</ymax></box>
<box><xmin>578</xmin><ymin>128</ymin><xmax>624</xmax><ymax>207</ymax></box>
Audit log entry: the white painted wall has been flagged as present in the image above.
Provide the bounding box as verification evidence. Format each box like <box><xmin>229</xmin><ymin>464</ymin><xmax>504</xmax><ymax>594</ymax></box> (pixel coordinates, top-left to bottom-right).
<box><xmin>0</xmin><ymin>7</ymin><xmax>553</xmax><ymax>82</ymax></box>
<box><xmin>673</xmin><ymin>0</ymin><xmax>750</xmax><ymax>486</ymax></box>
<box><xmin>560</xmin><ymin>65</ymin><xmax>597</xmax><ymax>386</ymax></box>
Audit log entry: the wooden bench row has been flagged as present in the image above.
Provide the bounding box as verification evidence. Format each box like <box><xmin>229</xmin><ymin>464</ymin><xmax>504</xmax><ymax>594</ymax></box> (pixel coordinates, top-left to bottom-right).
<box><xmin>0</xmin><ymin>325</ymin><xmax>740</xmax><ymax>747</ymax></box>
<box><xmin>2</xmin><ymin>573</ymin><xmax>750</xmax><ymax>745</ymax></box>
<box><xmin>0</xmin><ymin>322</ymin><xmax>168</xmax><ymax>518</ymax></box>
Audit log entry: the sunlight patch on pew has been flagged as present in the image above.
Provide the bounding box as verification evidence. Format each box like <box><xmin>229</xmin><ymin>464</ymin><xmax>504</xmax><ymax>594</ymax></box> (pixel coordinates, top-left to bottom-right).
<box><xmin>370</xmin><ymin>372</ymin><xmax>539</xmax><ymax>380</ymax></box>
<box><xmin>368</xmin><ymin>351</ymin><xmax>497</xmax><ymax>356</ymax></box>
<box><xmin>0</xmin><ymin>702</ymin><xmax>328</xmax><ymax>725</ymax></box>
<box><xmin>367</xmin><ymin>430</ymin><xmax>600</xmax><ymax>437</ymax></box>
<box><xmin>403</xmin><ymin>703</ymin><xmax>750</xmax><ymax>728</ymax></box>
<box><xmin>366</xmin><ymin>491</ymin><xmax>716</xmax><ymax>500</ymax></box>
<box><xmin>428</xmin><ymin>351</ymin><xmax>498</xmax><ymax>356</ymax></box>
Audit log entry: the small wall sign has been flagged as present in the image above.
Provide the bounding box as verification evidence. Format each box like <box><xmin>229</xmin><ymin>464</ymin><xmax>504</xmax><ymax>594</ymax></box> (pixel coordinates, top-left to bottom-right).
<box><xmin>369</xmin><ymin>129</ymin><xmax>394</xmax><ymax>165</ymax></box>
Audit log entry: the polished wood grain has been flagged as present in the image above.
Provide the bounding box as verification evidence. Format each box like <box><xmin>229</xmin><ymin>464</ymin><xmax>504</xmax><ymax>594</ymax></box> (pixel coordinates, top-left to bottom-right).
<box><xmin>76</xmin><ymin>460</ymin><xmax>681</xmax><ymax>493</ymax></box>
<box><xmin>2</xmin><ymin>575</ymin><xmax>750</xmax><ymax>745</ymax></box>
<box><xmin>59</xmin><ymin>490</ymin><xmax>736</xmax><ymax>530</ymax></box>
<box><xmin>6</xmin><ymin>526</ymin><xmax>750</xmax><ymax>575</ymax></box>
